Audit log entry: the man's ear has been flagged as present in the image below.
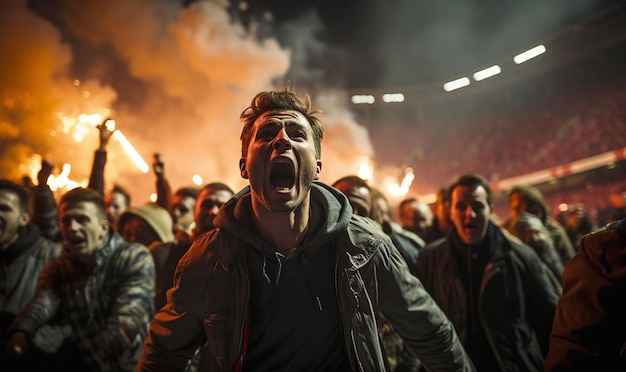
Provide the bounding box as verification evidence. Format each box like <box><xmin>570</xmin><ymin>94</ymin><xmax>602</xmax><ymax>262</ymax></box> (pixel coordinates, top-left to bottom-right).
<box><xmin>314</xmin><ymin>160</ymin><xmax>322</xmax><ymax>180</ymax></box>
<box><xmin>18</xmin><ymin>212</ymin><xmax>30</xmax><ymax>227</ymax></box>
<box><xmin>239</xmin><ymin>158</ymin><xmax>248</xmax><ymax>179</ymax></box>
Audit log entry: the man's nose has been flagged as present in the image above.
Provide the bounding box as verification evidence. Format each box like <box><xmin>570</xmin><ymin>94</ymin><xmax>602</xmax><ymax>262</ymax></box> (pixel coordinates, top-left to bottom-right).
<box><xmin>209</xmin><ymin>205</ymin><xmax>220</xmax><ymax>215</ymax></box>
<box><xmin>69</xmin><ymin>219</ymin><xmax>80</xmax><ymax>230</ymax></box>
<box><xmin>463</xmin><ymin>206</ymin><xmax>476</xmax><ymax>217</ymax></box>
<box><xmin>273</xmin><ymin>129</ymin><xmax>292</xmax><ymax>150</ymax></box>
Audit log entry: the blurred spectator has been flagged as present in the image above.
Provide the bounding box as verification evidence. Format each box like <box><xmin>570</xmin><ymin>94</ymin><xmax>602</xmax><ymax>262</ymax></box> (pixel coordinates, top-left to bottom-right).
<box><xmin>0</xmin><ymin>180</ymin><xmax>66</xmax><ymax>370</ymax></box>
<box><xmin>513</xmin><ymin>212</ymin><xmax>564</xmax><ymax>289</ymax></box>
<box><xmin>398</xmin><ymin>197</ymin><xmax>438</xmax><ymax>243</ymax></box>
<box><xmin>503</xmin><ymin>185</ymin><xmax>576</xmax><ymax>262</ymax></box>
<box><xmin>332</xmin><ymin>175</ymin><xmax>372</xmax><ymax>217</ymax></box>
<box><xmin>152</xmin><ymin>153</ymin><xmax>200</xmax><ymax>244</ymax></box>
<box><xmin>597</xmin><ymin>191</ymin><xmax>626</xmax><ymax>226</ymax></box>
<box><xmin>545</xmin><ymin>217</ymin><xmax>626</xmax><ymax>371</ymax></box>
<box><xmin>370</xmin><ymin>188</ymin><xmax>424</xmax><ymax>275</ymax></box>
<box><xmin>118</xmin><ymin>203</ymin><xmax>174</xmax><ymax>249</ymax></box>
<box><xmin>561</xmin><ymin>203</ymin><xmax>596</xmax><ymax>249</ymax></box>
<box><xmin>28</xmin><ymin>159</ymin><xmax>61</xmax><ymax>242</ymax></box>
<box><xmin>431</xmin><ymin>186</ymin><xmax>451</xmax><ymax>242</ymax></box>
<box><xmin>86</xmin><ymin>117</ymin><xmax>132</xmax><ymax>232</ymax></box>
<box><xmin>416</xmin><ymin>174</ymin><xmax>559</xmax><ymax>371</ymax></box>
<box><xmin>105</xmin><ymin>184</ymin><xmax>131</xmax><ymax>232</ymax></box>
<box><xmin>4</xmin><ymin>187</ymin><xmax>154</xmax><ymax>371</ymax></box>
<box><xmin>149</xmin><ymin>182</ymin><xmax>234</xmax><ymax>311</ymax></box>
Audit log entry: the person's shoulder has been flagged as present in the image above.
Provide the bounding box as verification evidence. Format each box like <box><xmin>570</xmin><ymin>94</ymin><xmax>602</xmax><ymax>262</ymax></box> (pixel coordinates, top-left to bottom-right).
<box><xmin>32</xmin><ymin>236</ymin><xmax>62</xmax><ymax>259</ymax></box>
<box><xmin>178</xmin><ymin>228</ymin><xmax>231</xmax><ymax>268</ymax></box>
<box><xmin>499</xmin><ymin>225</ymin><xmax>537</xmax><ymax>255</ymax></box>
<box><xmin>336</xmin><ymin>215</ymin><xmax>393</xmax><ymax>260</ymax></box>
<box><xmin>347</xmin><ymin>215</ymin><xmax>388</xmax><ymax>242</ymax></box>
<box><xmin>578</xmin><ymin>219</ymin><xmax>626</xmax><ymax>281</ymax></box>
<box><xmin>148</xmin><ymin>240</ymin><xmax>176</xmax><ymax>254</ymax></box>
<box><xmin>416</xmin><ymin>237</ymin><xmax>446</xmax><ymax>264</ymax></box>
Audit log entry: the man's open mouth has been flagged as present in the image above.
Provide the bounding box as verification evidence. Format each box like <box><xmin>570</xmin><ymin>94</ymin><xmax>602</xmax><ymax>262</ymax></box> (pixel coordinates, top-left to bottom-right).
<box><xmin>270</xmin><ymin>160</ymin><xmax>295</xmax><ymax>193</ymax></box>
<box><xmin>69</xmin><ymin>236</ymin><xmax>85</xmax><ymax>245</ymax></box>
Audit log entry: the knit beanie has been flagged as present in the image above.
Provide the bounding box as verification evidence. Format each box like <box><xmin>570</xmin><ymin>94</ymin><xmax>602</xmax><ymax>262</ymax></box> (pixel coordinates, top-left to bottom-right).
<box><xmin>510</xmin><ymin>185</ymin><xmax>549</xmax><ymax>223</ymax></box>
<box><xmin>119</xmin><ymin>203</ymin><xmax>174</xmax><ymax>243</ymax></box>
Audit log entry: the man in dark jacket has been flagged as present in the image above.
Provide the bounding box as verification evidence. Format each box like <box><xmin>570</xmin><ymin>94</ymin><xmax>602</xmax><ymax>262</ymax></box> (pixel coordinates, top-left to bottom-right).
<box><xmin>138</xmin><ymin>88</ymin><xmax>474</xmax><ymax>371</ymax></box>
<box><xmin>0</xmin><ymin>180</ymin><xmax>64</xmax><ymax>370</ymax></box>
<box><xmin>416</xmin><ymin>174</ymin><xmax>559</xmax><ymax>372</ymax></box>
<box><xmin>4</xmin><ymin>187</ymin><xmax>155</xmax><ymax>371</ymax></box>
<box><xmin>545</xmin><ymin>217</ymin><xmax>626</xmax><ymax>371</ymax></box>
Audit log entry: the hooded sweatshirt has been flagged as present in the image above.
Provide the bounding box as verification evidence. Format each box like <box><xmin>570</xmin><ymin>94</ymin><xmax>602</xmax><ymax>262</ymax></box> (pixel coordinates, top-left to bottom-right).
<box><xmin>215</xmin><ymin>182</ymin><xmax>352</xmax><ymax>371</ymax></box>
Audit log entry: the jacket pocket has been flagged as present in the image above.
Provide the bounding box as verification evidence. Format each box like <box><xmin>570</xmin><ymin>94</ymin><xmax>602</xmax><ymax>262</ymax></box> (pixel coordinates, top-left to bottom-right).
<box><xmin>204</xmin><ymin>313</ymin><xmax>230</xmax><ymax>366</ymax></box>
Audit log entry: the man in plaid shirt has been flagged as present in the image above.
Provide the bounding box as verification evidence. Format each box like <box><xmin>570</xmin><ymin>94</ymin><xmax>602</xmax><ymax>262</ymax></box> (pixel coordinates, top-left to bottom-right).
<box><xmin>4</xmin><ymin>187</ymin><xmax>155</xmax><ymax>371</ymax></box>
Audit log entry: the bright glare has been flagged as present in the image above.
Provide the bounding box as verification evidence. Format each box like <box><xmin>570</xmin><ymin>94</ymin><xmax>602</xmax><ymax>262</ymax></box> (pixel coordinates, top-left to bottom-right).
<box><xmin>149</xmin><ymin>193</ymin><xmax>158</xmax><ymax>202</ymax></box>
<box><xmin>192</xmin><ymin>174</ymin><xmax>203</xmax><ymax>186</ymax></box>
<box><xmin>558</xmin><ymin>203</ymin><xmax>569</xmax><ymax>212</ymax></box>
<box><xmin>47</xmin><ymin>163</ymin><xmax>83</xmax><ymax>191</ymax></box>
<box><xmin>443</xmin><ymin>77</ymin><xmax>470</xmax><ymax>92</ymax></box>
<box><xmin>113</xmin><ymin>130</ymin><xmax>149</xmax><ymax>173</ymax></box>
<box><xmin>357</xmin><ymin>159</ymin><xmax>374</xmax><ymax>181</ymax></box>
<box><xmin>382</xmin><ymin>93</ymin><xmax>405</xmax><ymax>103</ymax></box>
<box><xmin>351</xmin><ymin>95</ymin><xmax>375</xmax><ymax>104</ymax></box>
<box><xmin>473</xmin><ymin>65</ymin><xmax>501</xmax><ymax>81</ymax></box>
<box><xmin>387</xmin><ymin>168</ymin><xmax>415</xmax><ymax>197</ymax></box>
<box><xmin>514</xmin><ymin>45</ymin><xmax>546</xmax><ymax>64</ymax></box>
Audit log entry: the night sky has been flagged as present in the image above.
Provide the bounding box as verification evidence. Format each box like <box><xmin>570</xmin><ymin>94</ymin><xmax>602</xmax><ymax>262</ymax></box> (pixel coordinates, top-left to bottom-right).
<box><xmin>0</xmin><ymin>0</ymin><xmax>620</xmax><ymax>204</ymax></box>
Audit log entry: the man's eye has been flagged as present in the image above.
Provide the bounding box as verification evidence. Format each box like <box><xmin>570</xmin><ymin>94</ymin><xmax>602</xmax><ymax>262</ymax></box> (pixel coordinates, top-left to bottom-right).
<box><xmin>290</xmin><ymin>130</ymin><xmax>306</xmax><ymax>139</ymax></box>
<box><xmin>257</xmin><ymin>129</ymin><xmax>275</xmax><ymax>141</ymax></box>
<box><xmin>77</xmin><ymin>216</ymin><xmax>90</xmax><ymax>223</ymax></box>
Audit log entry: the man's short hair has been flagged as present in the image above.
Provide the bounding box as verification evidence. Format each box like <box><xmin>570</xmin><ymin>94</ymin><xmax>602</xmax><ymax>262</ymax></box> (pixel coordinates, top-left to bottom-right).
<box><xmin>239</xmin><ymin>87</ymin><xmax>324</xmax><ymax>159</ymax></box>
<box><xmin>449</xmin><ymin>174</ymin><xmax>492</xmax><ymax>205</ymax></box>
<box><xmin>0</xmin><ymin>179</ymin><xmax>31</xmax><ymax>214</ymax></box>
<box><xmin>60</xmin><ymin>187</ymin><xmax>107</xmax><ymax>219</ymax></box>
<box><xmin>332</xmin><ymin>175</ymin><xmax>370</xmax><ymax>190</ymax></box>
<box><xmin>201</xmin><ymin>182</ymin><xmax>235</xmax><ymax>196</ymax></box>
<box><xmin>111</xmin><ymin>184</ymin><xmax>131</xmax><ymax>207</ymax></box>
<box><xmin>175</xmin><ymin>187</ymin><xmax>200</xmax><ymax>200</ymax></box>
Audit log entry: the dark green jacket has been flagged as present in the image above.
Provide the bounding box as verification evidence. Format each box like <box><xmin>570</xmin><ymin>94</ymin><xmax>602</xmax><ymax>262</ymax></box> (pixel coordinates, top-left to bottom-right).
<box><xmin>139</xmin><ymin>182</ymin><xmax>473</xmax><ymax>371</ymax></box>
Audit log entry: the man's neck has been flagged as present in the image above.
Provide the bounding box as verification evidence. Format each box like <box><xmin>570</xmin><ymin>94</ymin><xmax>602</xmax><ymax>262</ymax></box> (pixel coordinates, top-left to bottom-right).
<box><xmin>252</xmin><ymin>197</ymin><xmax>312</xmax><ymax>255</ymax></box>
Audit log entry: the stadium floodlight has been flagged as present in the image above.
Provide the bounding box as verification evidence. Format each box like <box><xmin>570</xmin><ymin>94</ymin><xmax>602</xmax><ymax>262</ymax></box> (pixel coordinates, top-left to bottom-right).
<box><xmin>351</xmin><ymin>94</ymin><xmax>375</xmax><ymax>104</ymax></box>
<box><xmin>443</xmin><ymin>77</ymin><xmax>470</xmax><ymax>92</ymax></box>
<box><xmin>514</xmin><ymin>44</ymin><xmax>546</xmax><ymax>64</ymax></box>
<box><xmin>473</xmin><ymin>65</ymin><xmax>501</xmax><ymax>81</ymax></box>
<box><xmin>382</xmin><ymin>93</ymin><xmax>405</xmax><ymax>103</ymax></box>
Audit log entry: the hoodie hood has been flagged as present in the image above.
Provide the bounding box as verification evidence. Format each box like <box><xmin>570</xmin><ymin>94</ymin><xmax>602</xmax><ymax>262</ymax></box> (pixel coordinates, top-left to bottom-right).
<box><xmin>579</xmin><ymin>217</ymin><xmax>626</xmax><ymax>282</ymax></box>
<box><xmin>215</xmin><ymin>181</ymin><xmax>352</xmax><ymax>253</ymax></box>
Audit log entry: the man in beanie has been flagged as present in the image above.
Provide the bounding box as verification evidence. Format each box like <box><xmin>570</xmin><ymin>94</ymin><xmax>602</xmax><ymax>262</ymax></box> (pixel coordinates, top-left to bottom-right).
<box><xmin>503</xmin><ymin>184</ymin><xmax>576</xmax><ymax>265</ymax></box>
<box><xmin>149</xmin><ymin>182</ymin><xmax>234</xmax><ymax>311</ymax></box>
<box><xmin>118</xmin><ymin>203</ymin><xmax>174</xmax><ymax>249</ymax></box>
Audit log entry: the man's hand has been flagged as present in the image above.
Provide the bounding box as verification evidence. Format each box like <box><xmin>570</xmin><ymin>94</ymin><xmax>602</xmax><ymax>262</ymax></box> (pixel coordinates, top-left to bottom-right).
<box><xmin>97</xmin><ymin>117</ymin><xmax>116</xmax><ymax>151</ymax></box>
<box><xmin>37</xmin><ymin>159</ymin><xmax>54</xmax><ymax>186</ymax></box>
<box><xmin>153</xmin><ymin>153</ymin><xmax>165</xmax><ymax>178</ymax></box>
<box><xmin>3</xmin><ymin>332</ymin><xmax>28</xmax><ymax>359</ymax></box>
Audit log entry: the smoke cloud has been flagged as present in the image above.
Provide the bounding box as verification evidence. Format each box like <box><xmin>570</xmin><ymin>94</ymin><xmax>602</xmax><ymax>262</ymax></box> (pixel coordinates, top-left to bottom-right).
<box><xmin>0</xmin><ymin>0</ymin><xmax>375</xmax><ymax>203</ymax></box>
